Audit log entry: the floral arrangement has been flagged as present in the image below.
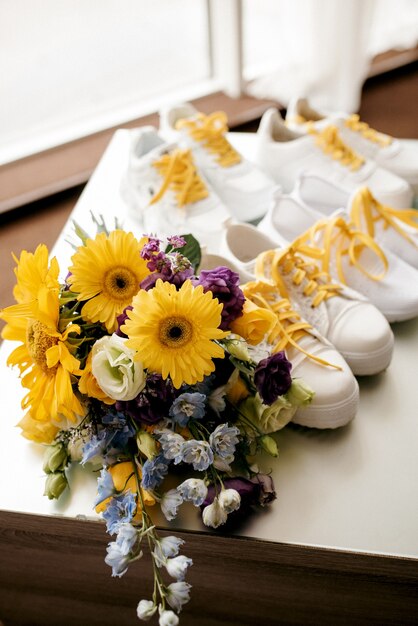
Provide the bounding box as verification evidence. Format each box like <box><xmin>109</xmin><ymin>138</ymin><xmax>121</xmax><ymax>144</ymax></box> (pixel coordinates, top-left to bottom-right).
<box><xmin>1</xmin><ymin>221</ymin><xmax>313</xmax><ymax>625</ymax></box>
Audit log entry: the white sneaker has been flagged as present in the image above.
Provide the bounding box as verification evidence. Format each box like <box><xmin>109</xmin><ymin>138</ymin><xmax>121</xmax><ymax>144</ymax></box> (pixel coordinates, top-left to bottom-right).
<box><xmin>120</xmin><ymin>126</ymin><xmax>230</xmax><ymax>251</ymax></box>
<box><xmin>159</xmin><ymin>103</ymin><xmax>278</xmax><ymax>222</ymax></box>
<box><xmin>258</xmin><ymin>194</ymin><xmax>418</xmax><ymax>322</ymax></box>
<box><xmin>220</xmin><ymin>222</ymin><xmax>393</xmax><ymax>376</ymax></box>
<box><xmin>256</xmin><ymin>108</ymin><xmax>412</xmax><ymax>209</ymax></box>
<box><xmin>259</xmin><ymin>196</ymin><xmax>418</xmax><ymax>322</ymax></box>
<box><xmin>294</xmin><ymin>174</ymin><xmax>418</xmax><ymax>270</ymax></box>
<box><xmin>199</xmin><ymin>251</ymin><xmax>359</xmax><ymax>428</ymax></box>
<box><xmin>242</xmin><ymin>280</ymin><xmax>359</xmax><ymax>429</ymax></box>
<box><xmin>286</xmin><ymin>97</ymin><xmax>418</xmax><ymax>195</ymax></box>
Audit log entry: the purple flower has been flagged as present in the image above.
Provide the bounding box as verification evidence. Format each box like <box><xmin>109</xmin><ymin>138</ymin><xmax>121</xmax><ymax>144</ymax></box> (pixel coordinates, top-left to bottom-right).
<box><xmin>116</xmin><ymin>306</ymin><xmax>133</xmax><ymax>337</ymax></box>
<box><xmin>167</xmin><ymin>235</ymin><xmax>186</xmax><ymax>249</ymax></box>
<box><xmin>254</xmin><ymin>351</ymin><xmax>292</xmax><ymax>405</ymax></box>
<box><xmin>171</xmin><ymin>267</ymin><xmax>194</xmax><ymax>287</ymax></box>
<box><xmin>140</xmin><ymin>237</ymin><xmax>161</xmax><ymax>260</ymax></box>
<box><xmin>116</xmin><ymin>374</ymin><xmax>177</xmax><ymax>425</ymax></box>
<box><xmin>250</xmin><ymin>473</ymin><xmax>277</xmax><ymax>506</ymax></box>
<box><xmin>196</xmin><ymin>266</ymin><xmax>245</xmax><ymax>330</ymax></box>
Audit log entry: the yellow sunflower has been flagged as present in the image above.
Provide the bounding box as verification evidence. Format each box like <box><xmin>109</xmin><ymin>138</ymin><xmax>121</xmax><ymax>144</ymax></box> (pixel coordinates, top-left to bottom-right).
<box><xmin>123</xmin><ymin>279</ymin><xmax>227</xmax><ymax>389</ymax></box>
<box><xmin>1</xmin><ymin>248</ymin><xmax>84</xmax><ymax>432</ymax></box>
<box><xmin>68</xmin><ymin>230</ymin><xmax>150</xmax><ymax>333</ymax></box>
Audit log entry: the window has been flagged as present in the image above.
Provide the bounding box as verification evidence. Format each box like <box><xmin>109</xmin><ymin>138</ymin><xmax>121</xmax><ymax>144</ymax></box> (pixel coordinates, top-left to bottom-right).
<box><xmin>0</xmin><ymin>0</ymin><xmax>211</xmax><ymax>164</ymax></box>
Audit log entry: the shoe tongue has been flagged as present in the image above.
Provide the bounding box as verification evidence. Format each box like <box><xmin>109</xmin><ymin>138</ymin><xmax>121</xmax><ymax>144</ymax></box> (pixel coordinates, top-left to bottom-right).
<box><xmin>148</xmin><ymin>141</ymin><xmax>178</xmax><ymax>164</ymax></box>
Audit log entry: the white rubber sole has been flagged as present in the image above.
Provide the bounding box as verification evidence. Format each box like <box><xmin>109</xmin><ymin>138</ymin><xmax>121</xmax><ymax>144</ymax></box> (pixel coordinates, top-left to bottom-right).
<box><xmin>340</xmin><ymin>334</ymin><xmax>394</xmax><ymax>376</ymax></box>
<box><xmin>292</xmin><ymin>381</ymin><xmax>359</xmax><ymax>429</ymax></box>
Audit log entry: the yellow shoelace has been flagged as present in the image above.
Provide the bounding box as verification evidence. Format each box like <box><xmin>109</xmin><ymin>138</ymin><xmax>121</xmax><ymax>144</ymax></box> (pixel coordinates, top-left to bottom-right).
<box><xmin>150</xmin><ymin>149</ymin><xmax>208</xmax><ymax>207</ymax></box>
<box><xmin>345</xmin><ymin>114</ymin><xmax>392</xmax><ymax>147</ymax></box>
<box><xmin>176</xmin><ymin>111</ymin><xmax>241</xmax><ymax>168</ymax></box>
<box><xmin>350</xmin><ymin>187</ymin><xmax>418</xmax><ymax>249</ymax></box>
<box><xmin>242</xmin><ymin>280</ymin><xmax>340</xmax><ymax>369</ymax></box>
<box><xmin>291</xmin><ymin>215</ymin><xmax>389</xmax><ymax>285</ymax></box>
<box><xmin>255</xmin><ymin>248</ymin><xmax>343</xmax><ymax>308</ymax></box>
<box><xmin>308</xmin><ymin>124</ymin><xmax>365</xmax><ymax>171</ymax></box>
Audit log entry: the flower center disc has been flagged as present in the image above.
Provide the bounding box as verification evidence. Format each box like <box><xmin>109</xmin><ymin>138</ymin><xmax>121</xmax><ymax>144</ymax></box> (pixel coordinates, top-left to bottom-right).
<box><xmin>159</xmin><ymin>316</ymin><xmax>193</xmax><ymax>348</ymax></box>
<box><xmin>103</xmin><ymin>266</ymin><xmax>139</xmax><ymax>301</ymax></box>
<box><xmin>26</xmin><ymin>320</ymin><xmax>58</xmax><ymax>371</ymax></box>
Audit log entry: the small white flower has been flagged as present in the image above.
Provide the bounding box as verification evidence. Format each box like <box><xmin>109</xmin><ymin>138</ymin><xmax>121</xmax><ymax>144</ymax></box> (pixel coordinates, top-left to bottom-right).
<box><xmin>137</xmin><ymin>599</ymin><xmax>157</xmax><ymax>621</ymax></box>
<box><xmin>158</xmin><ymin>536</ymin><xmax>185</xmax><ymax>559</ymax></box>
<box><xmin>202</xmin><ymin>497</ymin><xmax>228</xmax><ymax>529</ymax></box>
<box><xmin>160</xmin><ymin>489</ymin><xmax>183</xmax><ymax>521</ymax></box>
<box><xmin>166</xmin><ymin>581</ymin><xmax>192</xmax><ymax>612</ymax></box>
<box><xmin>177</xmin><ymin>478</ymin><xmax>208</xmax><ymax>506</ymax></box>
<box><xmin>91</xmin><ymin>334</ymin><xmax>145</xmax><ymax>401</ymax></box>
<box><xmin>218</xmin><ymin>488</ymin><xmax>241</xmax><ymax>514</ymax></box>
<box><xmin>165</xmin><ymin>555</ymin><xmax>193</xmax><ymax>581</ymax></box>
<box><xmin>158</xmin><ymin>607</ymin><xmax>179</xmax><ymax>626</ymax></box>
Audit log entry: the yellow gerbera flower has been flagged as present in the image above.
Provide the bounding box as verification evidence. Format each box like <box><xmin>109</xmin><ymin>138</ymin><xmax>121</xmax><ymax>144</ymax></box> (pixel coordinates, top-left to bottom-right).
<box><xmin>123</xmin><ymin>279</ymin><xmax>227</xmax><ymax>389</ymax></box>
<box><xmin>1</xmin><ymin>247</ymin><xmax>84</xmax><ymax>428</ymax></box>
<box><xmin>68</xmin><ymin>230</ymin><xmax>150</xmax><ymax>333</ymax></box>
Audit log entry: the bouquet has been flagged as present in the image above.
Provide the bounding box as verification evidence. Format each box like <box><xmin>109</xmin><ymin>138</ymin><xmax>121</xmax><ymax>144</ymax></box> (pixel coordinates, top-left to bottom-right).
<box><xmin>1</xmin><ymin>220</ymin><xmax>313</xmax><ymax>624</ymax></box>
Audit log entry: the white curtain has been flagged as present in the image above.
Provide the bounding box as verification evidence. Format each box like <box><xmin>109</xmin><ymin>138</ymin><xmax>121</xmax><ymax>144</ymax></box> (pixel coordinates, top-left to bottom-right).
<box><xmin>245</xmin><ymin>0</ymin><xmax>377</xmax><ymax>113</ymax></box>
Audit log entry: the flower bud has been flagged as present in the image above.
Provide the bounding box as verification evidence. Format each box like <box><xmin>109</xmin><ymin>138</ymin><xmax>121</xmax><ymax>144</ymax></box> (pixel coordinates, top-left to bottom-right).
<box><xmin>286</xmin><ymin>379</ymin><xmax>315</xmax><ymax>407</ymax></box>
<box><xmin>225</xmin><ymin>334</ymin><xmax>250</xmax><ymax>361</ymax></box>
<box><xmin>218</xmin><ymin>488</ymin><xmax>241</xmax><ymax>514</ymax></box>
<box><xmin>44</xmin><ymin>472</ymin><xmax>68</xmax><ymax>500</ymax></box>
<box><xmin>137</xmin><ymin>599</ymin><xmax>157</xmax><ymax>621</ymax></box>
<box><xmin>158</xmin><ymin>608</ymin><xmax>179</xmax><ymax>626</ymax></box>
<box><xmin>259</xmin><ymin>434</ymin><xmax>279</xmax><ymax>457</ymax></box>
<box><xmin>202</xmin><ymin>497</ymin><xmax>228</xmax><ymax>528</ymax></box>
<box><xmin>42</xmin><ymin>442</ymin><xmax>68</xmax><ymax>473</ymax></box>
<box><xmin>137</xmin><ymin>430</ymin><xmax>158</xmax><ymax>460</ymax></box>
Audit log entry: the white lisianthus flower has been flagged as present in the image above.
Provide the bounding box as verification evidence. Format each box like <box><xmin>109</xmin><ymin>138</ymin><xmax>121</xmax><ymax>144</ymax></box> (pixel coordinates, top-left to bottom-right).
<box><xmin>166</xmin><ymin>581</ymin><xmax>192</xmax><ymax>612</ymax></box>
<box><xmin>165</xmin><ymin>555</ymin><xmax>193</xmax><ymax>581</ymax></box>
<box><xmin>159</xmin><ymin>608</ymin><xmax>179</xmax><ymax>626</ymax></box>
<box><xmin>137</xmin><ymin>599</ymin><xmax>157</xmax><ymax>621</ymax></box>
<box><xmin>202</xmin><ymin>497</ymin><xmax>228</xmax><ymax>529</ymax></box>
<box><xmin>218</xmin><ymin>488</ymin><xmax>241</xmax><ymax>514</ymax></box>
<box><xmin>91</xmin><ymin>334</ymin><xmax>145</xmax><ymax>401</ymax></box>
<box><xmin>240</xmin><ymin>394</ymin><xmax>295</xmax><ymax>434</ymax></box>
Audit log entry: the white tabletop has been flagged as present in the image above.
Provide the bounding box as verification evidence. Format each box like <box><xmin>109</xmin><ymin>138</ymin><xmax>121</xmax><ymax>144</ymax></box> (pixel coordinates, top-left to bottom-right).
<box><xmin>1</xmin><ymin>130</ymin><xmax>417</xmax><ymax>559</ymax></box>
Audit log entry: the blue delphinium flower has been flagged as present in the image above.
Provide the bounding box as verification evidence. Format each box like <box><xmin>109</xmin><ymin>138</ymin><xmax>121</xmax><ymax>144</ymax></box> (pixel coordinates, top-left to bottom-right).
<box><xmin>103</xmin><ymin>491</ymin><xmax>137</xmax><ymax>535</ymax></box>
<box><xmin>169</xmin><ymin>393</ymin><xmax>206</xmax><ymax>427</ymax></box>
<box><xmin>158</xmin><ymin>432</ymin><xmax>185</xmax><ymax>465</ymax></box>
<box><xmin>160</xmin><ymin>489</ymin><xmax>183</xmax><ymax>521</ymax></box>
<box><xmin>94</xmin><ymin>468</ymin><xmax>115</xmax><ymax>507</ymax></box>
<box><xmin>209</xmin><ymin>424</ymin><xmax>240</xmax><ymax>460</ymax></box>
<box><xmin>141</xmin><ymin>453</ymin><xmax>169</xmax><ymax>490</ymax></box>
<box><xmin>181</xmin><ymin>440</ymin><xmax>214</xmax><ymax>471</ymax></box>
<box><xmin>105</xmin><ymin>541</ymin><xmax>131</xmax><ymax>577</ymax></box>
<box><xmin>104</xmin><ymin>522</ymin><xmax>139</xmax><ymax>578</ymax></box>
<box><xmin>82</xmin><ymin>430</ymin><xmax>108</xmax><ymax>465</ymax></box>
<box><xmin>177</xmin><ymin>478</ymin><xmax>208</xmax><ymax>506</ymax></box>
<box><xmin>116</xmin><ymin>522</ymin><xmax>138</xmax><ymax>555</ymax></box>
